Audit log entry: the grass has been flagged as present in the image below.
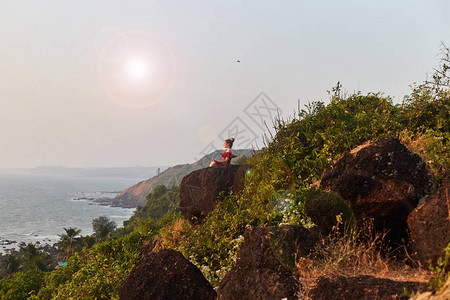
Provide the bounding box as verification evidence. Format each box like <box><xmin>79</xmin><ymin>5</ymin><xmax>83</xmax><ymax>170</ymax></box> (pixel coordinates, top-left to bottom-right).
<box><xmin>295</xmin><ymin>222</ymin><xmax>432</xmax><ymax>299</ymax></box>
<box><xmin>153</xmin><ymin>217</ymin><xmax>192</xmax><ymax>251</ymax></box>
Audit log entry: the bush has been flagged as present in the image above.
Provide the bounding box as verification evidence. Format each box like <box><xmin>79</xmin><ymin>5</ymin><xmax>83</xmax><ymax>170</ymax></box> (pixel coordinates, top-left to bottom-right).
<box><xmin>0</xmin><ymin>269</ymin><xmax>45</xmax><ymax>300</ymax></box>
<box><xmin>305</xmin><ymin>189</ymin><xmax>356</xmax><ymax>233</ymax></box>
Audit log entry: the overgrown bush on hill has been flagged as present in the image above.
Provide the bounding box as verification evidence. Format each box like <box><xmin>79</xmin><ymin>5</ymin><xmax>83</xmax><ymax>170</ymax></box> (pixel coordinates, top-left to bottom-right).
<box><xmin>116</xmin><ymin>185</ymin><xmax>180</xmax><ymax>237</ymax></box>
<box><xmin>178</xmin><ymin>81</ymin><xmax>449</xmax><ymax>285</ymax></box>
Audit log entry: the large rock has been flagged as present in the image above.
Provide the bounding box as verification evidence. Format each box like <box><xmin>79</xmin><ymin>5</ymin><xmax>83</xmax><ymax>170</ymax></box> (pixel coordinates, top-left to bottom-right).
<box><xmin>180</xmin><ymin>164</ymin><xmax>249</xmax><ymax>224</ymax></box>
<box><xmin>309</xmin><ymin>275</ymin><xmax>425</xmax><ymax>300</ymax></box>
<box><xmin>408</xmin><ymin>172</ymin><xmax>450</xmax><ymax>267</ymax></box>
<box><xmin>412</xmin><ymin>277</ymin><xmax>450</xmax><ymax>300</ymax></box>
<box><xmin>315</xmin><ymin>138</ymin><xmax>433</xmax><ymax>241</ymax></box>
<box><xmin>118</xmin><ymin>248</ymin><xmax>216</xmax><ymax>300</ymax></box>
<box><xmin>217</xmin><ymin>225</ymin><xmax>319</xmax><ymax>300</ymax></box>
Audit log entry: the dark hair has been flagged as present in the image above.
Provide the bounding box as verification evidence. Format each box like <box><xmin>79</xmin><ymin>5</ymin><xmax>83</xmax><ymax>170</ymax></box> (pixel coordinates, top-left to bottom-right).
<box><xmin>225</xmin><ymin>137</ymin><xmax>235</xmax><ymax>148</ymax></box>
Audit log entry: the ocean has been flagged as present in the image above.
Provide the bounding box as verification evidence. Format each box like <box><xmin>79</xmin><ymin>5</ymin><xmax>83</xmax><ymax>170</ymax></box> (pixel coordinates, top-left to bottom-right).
<box><xmin>0</xmin><ymin>172</ymin><xmax>141</xmax><ymax>254</ymax></box>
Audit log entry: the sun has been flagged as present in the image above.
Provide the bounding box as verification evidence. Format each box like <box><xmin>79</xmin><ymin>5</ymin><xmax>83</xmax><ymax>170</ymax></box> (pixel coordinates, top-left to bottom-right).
<box><xmin>126</xmin><ymin>57</ymin><xmax>149</xmax><ymax>80</ymax></box>
<box><xmin>99</xmin><ymin>30</ymin><xmax>176</xmax><ymax>108</ymax></box>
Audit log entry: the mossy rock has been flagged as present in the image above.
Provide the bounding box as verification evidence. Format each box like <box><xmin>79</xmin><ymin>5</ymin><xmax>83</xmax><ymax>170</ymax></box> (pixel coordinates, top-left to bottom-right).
<box><xmin>305</xmin><ymin>189</ymin><xmax>356</xmax><ymax>233</ymax></box>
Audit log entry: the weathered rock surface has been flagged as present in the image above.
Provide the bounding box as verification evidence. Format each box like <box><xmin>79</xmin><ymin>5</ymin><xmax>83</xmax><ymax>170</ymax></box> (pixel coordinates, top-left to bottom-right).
<box><xmin>408</xmin><ymin>172</ymin><xmax>450</xmax><ymax>267</ymax></box>
<box><xmin>180</xmin><ymin>164</ymin><xmax>249</xmax><ymax>224</ymax></box>
<box><xmin>412</xmin><ymin>277</ymin><xmax>450</xmax><ymax>300</ymax></box>
<box><xmin>217</xmin><ymin>225</ymin><xmax>319</xmax><ymax>300</ymax></box>
<box><xmin>315</xmin><ymin>138</ymin><xmax>433</xmax><ymax>241</ymax></box>
<box><xmin>309</xmin><ymin>275</ymin><xmax>425</xmax><ymax>300</ymax></box>
<box><xmin>118</xmin><ymin>248</ymin><xmax>216</xmax><ymax>300</ymax></box>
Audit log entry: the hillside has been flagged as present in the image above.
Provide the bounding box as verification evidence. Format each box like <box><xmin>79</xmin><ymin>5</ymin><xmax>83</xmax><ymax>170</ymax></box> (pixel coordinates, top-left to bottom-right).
<box><xmin>97</xmin><ymin>149</ymin><xmax>254</xmax><ymax>207</ymax></box>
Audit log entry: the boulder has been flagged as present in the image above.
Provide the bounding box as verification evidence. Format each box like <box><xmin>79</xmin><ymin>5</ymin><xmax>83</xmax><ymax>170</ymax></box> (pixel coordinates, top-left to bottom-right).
<box><xmin>315</xmin><ymin>138</ymin><xmax>433</xmax><ymax>242</ymax></box>
<box><xmin>309</xmin><ymin>275</ymin><xmax>425</xmax><ymax>300</ymax></box>
<box><xmin>217</xmin><ymin>225</ymin><xmax>319</xmax><ymax>300</ymax></box>
<box><xmin>118</xmin><ymin>248</ymin><xmax>216</xmax><ymax>300</ymax></box>
<box><xmin>408</xmin><ymin>172</ymin><xmax>450</xmax><ymax>267</ymax></box>
<box><xmin>305</xmin><ymin>189</ymin><xmax>356</xmax><ymax>233</ymax></box>
<box><xmin>180</xmin><ymin>164</ymin><xmax>249</xmax><ymax>224</ymax></box>
<box><xmin>412</xmin><ymin>277</ymin><xmax>450</xmax><ymax>300</ymax></box>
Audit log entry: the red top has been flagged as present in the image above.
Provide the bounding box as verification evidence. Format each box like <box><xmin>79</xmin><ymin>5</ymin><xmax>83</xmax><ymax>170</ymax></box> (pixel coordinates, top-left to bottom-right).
<box><xmin>216</xmin><ymin>151</ymin><xmax>237</xmax><ymax>165</ymax></box>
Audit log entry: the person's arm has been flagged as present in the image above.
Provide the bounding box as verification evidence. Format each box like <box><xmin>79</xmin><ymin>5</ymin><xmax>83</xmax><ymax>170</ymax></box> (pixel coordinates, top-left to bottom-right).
<box><xmin>212</xmin><ymin>152</ymin><xmax>230</xmax><ymax>163</ymax></box>
<box><xmin>213</xmin><ymin>157</ymin><xmax>230</xmax><ymax>163</ymax></box>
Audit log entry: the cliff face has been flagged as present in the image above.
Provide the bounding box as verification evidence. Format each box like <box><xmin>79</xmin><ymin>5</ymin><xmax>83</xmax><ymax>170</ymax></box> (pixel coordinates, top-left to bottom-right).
<box><xmin>101</xmin><ymin>149</ymin><xmax>254</xmax><ymax>208</ymax></box>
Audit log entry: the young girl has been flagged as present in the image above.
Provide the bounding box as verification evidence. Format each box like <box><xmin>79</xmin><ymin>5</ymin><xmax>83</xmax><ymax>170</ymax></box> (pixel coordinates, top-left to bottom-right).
<box><xmin>210</xmin><ymin>138</ymin><xmax>237</xmax><ymax>167</ymax></box>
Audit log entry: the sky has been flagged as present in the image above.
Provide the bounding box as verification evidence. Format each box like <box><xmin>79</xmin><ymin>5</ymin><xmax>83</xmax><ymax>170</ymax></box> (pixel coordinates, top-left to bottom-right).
<box><xmin>0</xmin><ymin>0</ymin><xmax>449</xmax><ymax>169</ymax></box>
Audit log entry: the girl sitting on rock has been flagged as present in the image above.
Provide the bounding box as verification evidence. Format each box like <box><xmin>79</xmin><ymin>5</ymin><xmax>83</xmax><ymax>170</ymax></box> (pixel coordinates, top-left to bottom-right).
<box><xmin>210</xmin><ymin>138</ymin><xmax>237</xmax><ymax>167</ymax></box>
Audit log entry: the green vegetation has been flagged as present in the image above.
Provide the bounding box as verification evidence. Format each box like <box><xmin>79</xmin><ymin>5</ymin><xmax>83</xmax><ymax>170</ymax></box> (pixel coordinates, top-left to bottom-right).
<box><xmin>0</xmin><ymin>47</ymin><xmax>448</xmax><ymax>298</ymax></box>
<box><xmin>0</xmin><ymin>269</ymin><xmax>45</xmax><ymax>300</ymax></box>
<box><xmin>0</xmin><ymin>244</ymin><xmax>53</xmax><ymax>299</ymax></box>
<box><xmin>429</xmin><ymin>243</ymin><xmax>450</xmax><ymax>291</ymax></box>
<box><xmin>27</xmin><ymin>185</ymin><xmax>180</xmax><ymax>299</ymax></box>
<box><xmin>92</xmin><ymin>216</ymin><xmax>117</xmax><ymax>242</ymax></box>
<box><xmin>117</xmin><ymin>185</ymin><xmax>180</xmax><ymax>236</ymax></box>
<box><xmin>57</xmin><ymin>227</ymin><xmax>82</xmax><ymax>261</ymax></box>
<box><xmin>304</xmin><ymin>189</ymin><xmax>356</xmax><ymax>233</ymax></box>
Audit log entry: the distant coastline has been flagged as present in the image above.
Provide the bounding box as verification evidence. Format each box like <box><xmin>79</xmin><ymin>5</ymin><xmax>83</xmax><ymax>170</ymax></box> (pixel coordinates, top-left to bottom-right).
<box><xmin>0</xmin><ymin>165</ymin><xmax>170</xmax><ymax>179</ymax></box>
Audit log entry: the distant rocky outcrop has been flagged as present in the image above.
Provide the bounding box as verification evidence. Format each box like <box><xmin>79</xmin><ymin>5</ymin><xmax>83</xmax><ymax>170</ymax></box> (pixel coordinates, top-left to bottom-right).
<box><xmin>309</xmin><ymin>275</ymin><xmax>425</xmax><ymax>300</ymax></box>
<box><xmin>217</xmin><ymin>225</ymin><xmax>319</xmax><ymax>300</ymax></box>
<box><xmin>408</xmin><ymin>172</ymin><xmax>450</xmax><ymax>267</ymax></box>
<box><xmin>179</xmin><ymin>164</ymin><xmax>249</xmax><ymax>224</ymax></box>
<box><xmin>118</xmin><ymin>247</ymin><xmax>216</xmax><ymax>300</ymax></box>
<box><xmin>308</xmin><ymin>138</ymin><xmax>433</xmax><ymax>242</ymax></box>
<box><xmin>100</xmin><ymin>149</ymin><xmax>253</xmax><ymax>208</ymax></box>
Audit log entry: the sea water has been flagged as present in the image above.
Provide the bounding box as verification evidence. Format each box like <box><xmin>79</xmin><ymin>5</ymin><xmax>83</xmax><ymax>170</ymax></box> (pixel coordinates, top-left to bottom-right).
<box><xmin>0</xmin><ymin>172</ymin><xmax>141</xmax><ymax>254</ymax></box>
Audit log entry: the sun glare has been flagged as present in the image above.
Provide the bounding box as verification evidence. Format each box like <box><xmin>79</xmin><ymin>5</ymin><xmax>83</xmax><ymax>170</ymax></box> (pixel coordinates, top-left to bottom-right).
<box><xmin>99</xmin><ymin>30</ymin><xmax>176</xmax><ymax>108</ymax></box>
<box><xmin>126</xmin><ymin>58</ymin><xmax>149</xmax><ymax>80</ymax></box>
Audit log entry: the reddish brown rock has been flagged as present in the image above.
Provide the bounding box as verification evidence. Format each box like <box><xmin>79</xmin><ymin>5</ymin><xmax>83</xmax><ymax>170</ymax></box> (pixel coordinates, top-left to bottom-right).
<box><xmin>317</xmin><ymin>138</ymin><xmax>433</xmax><ymax>242</ymax></box>
<box><xmin>408</xmin><ymin>172</ymin><xmax>450</xmax><ymax>267</ymax></box>
<box><xmin>180</xmin><ymin>164</ymin><xmax>249</xmax><ymax>224</ymax></box>
<box><xmin>217</xmin><ymin>225</ymin><xmax>319</xmax><ymax>300</ymax></box>
<box><xmin>412</xmin><ymin>277</ymin><xmax>450</xmax><ymax>300</ymax></box>
<box><xmin>309</xmin><ymin>275</ymin><xmax>425</xmax><ymax>300</ymax></box>
<box><xmin>118</xmin><ymin>249</ymin><xmax>216</xmax><ymax>300</ymax></box>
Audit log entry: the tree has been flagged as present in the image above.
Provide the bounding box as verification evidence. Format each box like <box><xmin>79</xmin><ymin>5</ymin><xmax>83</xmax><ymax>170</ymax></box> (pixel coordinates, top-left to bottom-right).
<box><xmin>0</xmin><ymin>269</ymin><xmax>45</xmax><ymax>299</ymax></box>
<box><xmin>0</xmin><ymin>254</ymin><xmax>20</xmax><ymax>278</ymax></box>
<box><xmin>92</xmin><ymin>216</ymin><xmax>116</xmax><ymax>241</ymax></box>
<box><xmin>428</xmin><ymin>42</ymin><xmax>450</xmax><ymax>88</ymax></box>
<box><xmin>57</xmin><ymin>227</ymin><xmax>82</xmax><ymax>261</ymax></box>
<box><xmin>18</xmin><ymin>243</ymin><xmax>53</xmax><ymax>272</ymax></box>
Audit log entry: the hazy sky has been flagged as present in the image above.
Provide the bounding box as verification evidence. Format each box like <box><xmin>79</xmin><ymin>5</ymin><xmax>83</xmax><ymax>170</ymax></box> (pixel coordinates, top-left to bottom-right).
<box><xmin>1</xmin><ymin>1</ymin><xmax>449</xmax><ymax>168</ymax></box>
